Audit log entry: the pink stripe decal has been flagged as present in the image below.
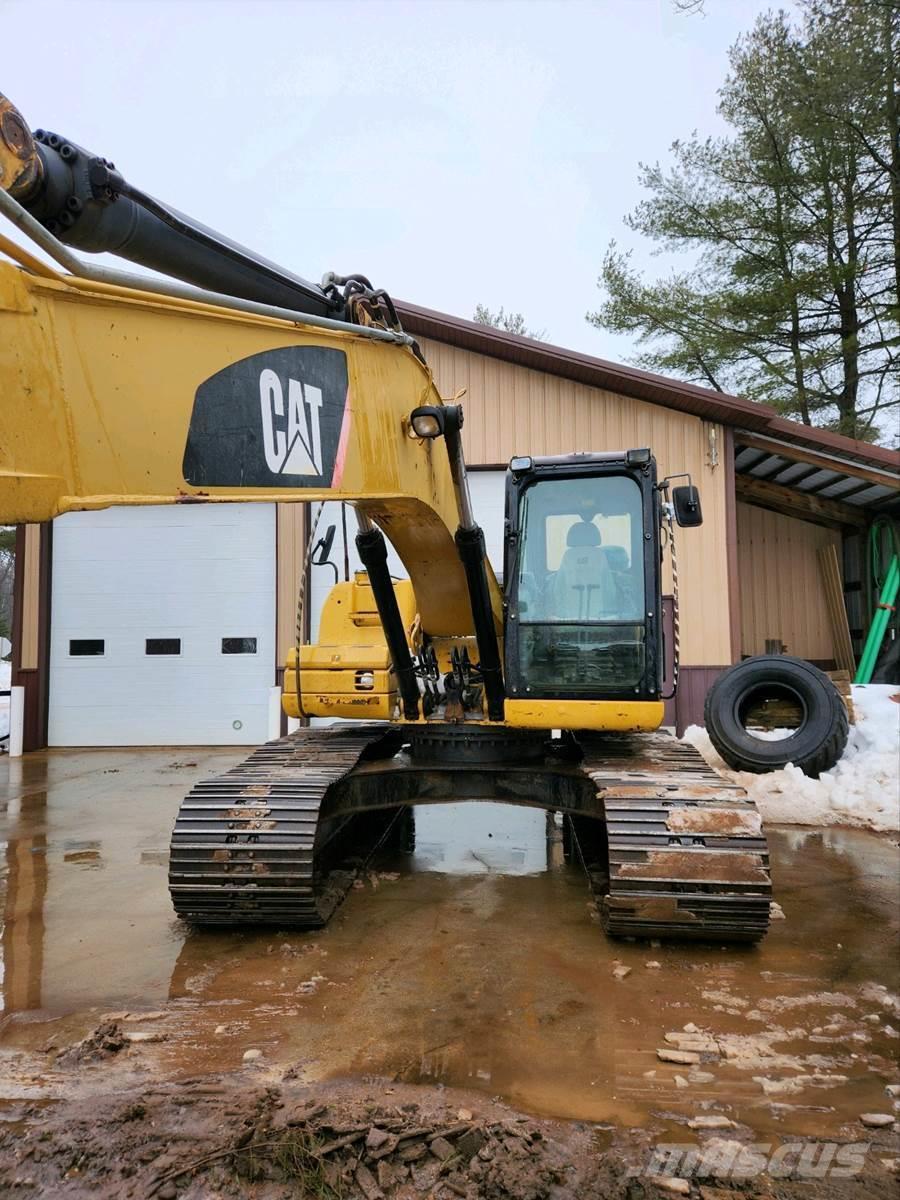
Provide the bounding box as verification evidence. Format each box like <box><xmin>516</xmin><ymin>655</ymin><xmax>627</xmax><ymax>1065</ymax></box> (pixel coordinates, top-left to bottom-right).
<box><xmin>331</xmin><ymin>388</ymin><xmax>352</xmax><ymax>488</ymax></box>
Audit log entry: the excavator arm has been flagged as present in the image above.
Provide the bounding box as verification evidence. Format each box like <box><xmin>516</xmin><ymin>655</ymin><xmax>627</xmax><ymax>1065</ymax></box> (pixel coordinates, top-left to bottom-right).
<box><xmin>0</xmin><ymin>92</ymin><xmax>502</xmax><ymax>650</ymax></box>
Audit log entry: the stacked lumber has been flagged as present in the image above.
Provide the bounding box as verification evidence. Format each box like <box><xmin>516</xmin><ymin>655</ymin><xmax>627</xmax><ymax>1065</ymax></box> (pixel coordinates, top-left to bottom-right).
<box><xmin>743</xmin><ymin>670</ymin><xmax>854</xmax><ymax>728</ymax></box>
<box><xmin>818</xmin><ymin>544</ymin><xmax>855</xmax><ymax>675</ymax></box>
<box><xmin>827</xmin><ymin>669</ymin><xmax>856</xmax><ymax>724</ymax></box>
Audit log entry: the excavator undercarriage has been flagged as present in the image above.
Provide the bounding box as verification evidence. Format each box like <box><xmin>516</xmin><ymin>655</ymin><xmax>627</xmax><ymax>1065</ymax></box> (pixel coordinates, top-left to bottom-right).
<box><xmin>170</xmin><ymin>724</ymin><xmax>771</xmax><ymax>943</ymax></box>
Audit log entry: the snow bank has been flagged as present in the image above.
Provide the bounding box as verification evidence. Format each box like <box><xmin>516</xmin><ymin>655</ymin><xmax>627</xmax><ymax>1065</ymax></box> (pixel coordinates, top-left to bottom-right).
<box><xmin>684</xmin><ymin>684</ymin><xmax>899</xmax><ymax>834</ymax></box>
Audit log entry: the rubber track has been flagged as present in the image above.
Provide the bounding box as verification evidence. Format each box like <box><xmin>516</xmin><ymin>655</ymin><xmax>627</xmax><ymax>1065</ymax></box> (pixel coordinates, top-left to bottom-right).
<box><xmin>169</xmin><ymin>724</ymin><xmax>393</xmax><ymax>927</ymax></box>
<box><xmin>578</xmin><ymin>732</ymin><xmax>771</xmax><ymax>943</ymax></box>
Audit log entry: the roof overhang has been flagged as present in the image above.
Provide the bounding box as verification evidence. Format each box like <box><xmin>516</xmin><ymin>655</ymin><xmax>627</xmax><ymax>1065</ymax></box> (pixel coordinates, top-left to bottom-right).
<box><xmin>733</xmin><ymin>431</ymin><xmax>899</xmax><ymax>529</ymax></box>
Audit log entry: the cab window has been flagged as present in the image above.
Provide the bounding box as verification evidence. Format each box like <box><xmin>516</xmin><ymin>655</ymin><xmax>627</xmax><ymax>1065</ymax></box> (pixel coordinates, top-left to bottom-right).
<box><xmin>513</xmin><ymin>474</ymin><xmax>646</xmax><ymax>692</ymax></box>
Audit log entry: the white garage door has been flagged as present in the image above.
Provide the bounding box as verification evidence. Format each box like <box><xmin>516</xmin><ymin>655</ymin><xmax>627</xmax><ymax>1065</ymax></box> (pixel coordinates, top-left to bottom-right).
<box><xmin>49</xmin><ymin>505</ymin><xmax>276</xmax><ymax>746</ymax></box>
<box><xmin>468</xmin><ymin>470</ymin><xmax>507</xmax><ymax>580</ymax></box>
<box><xmin>308</xmin><ymin>470</ymin><xmax>507</xmax><ymax>642</ymax></box>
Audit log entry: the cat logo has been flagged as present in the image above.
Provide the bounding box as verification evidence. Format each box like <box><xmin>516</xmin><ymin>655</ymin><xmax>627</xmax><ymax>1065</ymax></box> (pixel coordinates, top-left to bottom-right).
<box><xmin>183</xmin><ymin>345</ymin><xmax>349</xmax><ymax>489</ymax></box>
<box><xmin>259</xmin><ymin>369</ymin><xmax>323</xmax><ymax>476</ymax></box>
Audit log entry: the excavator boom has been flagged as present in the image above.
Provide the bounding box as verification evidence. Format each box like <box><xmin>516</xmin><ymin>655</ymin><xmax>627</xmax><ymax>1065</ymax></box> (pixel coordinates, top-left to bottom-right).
<box><xmin>0</xmin><ymin>253</ymin><xmax>484</xmax><ymax>638</ymax></box>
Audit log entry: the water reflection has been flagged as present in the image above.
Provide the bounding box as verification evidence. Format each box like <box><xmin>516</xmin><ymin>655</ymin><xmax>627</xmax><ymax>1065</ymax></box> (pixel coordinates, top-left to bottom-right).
<box><xmin>1</xmin><ymin>747</ymin><xmax>243</xmax><ymax>1017</ymax></box>
<box><xmin>2</xmin><ymin>817</ymin><xmax>46</xmax><ymax>1014</ymax></box>
<box><xmin>1</xmin><ymin>756</ymin><xmax>49</xmax><ymax>1015</ymax></box>
<box><xmin>410</xmin><ymin>802</ymin><xmax>550</xmax><ymax>875</ymax></box>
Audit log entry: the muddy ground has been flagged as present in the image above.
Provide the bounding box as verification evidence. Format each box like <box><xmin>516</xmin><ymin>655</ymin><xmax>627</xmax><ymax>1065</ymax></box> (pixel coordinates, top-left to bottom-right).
<box><xmin>1</xmin><ymin>1068</ymin><xmax>898</xmax><ymax>1199</ymax></box>
<box><xmin>1</xmin><ymin>748</ymin><xmax>899</xmax><ymax>1197</ymax></box>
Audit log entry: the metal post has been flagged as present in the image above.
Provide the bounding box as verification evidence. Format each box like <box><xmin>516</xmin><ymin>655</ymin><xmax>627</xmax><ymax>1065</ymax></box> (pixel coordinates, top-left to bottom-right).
<box><xmin>9</xmin><ymin>685</ymin><xmax>24</xmax><ymax>757</ymax></box>
<box><xmin>340</xmin><ymin>503</ymin><xmax>350</xmax><ymax>581</ymax></box>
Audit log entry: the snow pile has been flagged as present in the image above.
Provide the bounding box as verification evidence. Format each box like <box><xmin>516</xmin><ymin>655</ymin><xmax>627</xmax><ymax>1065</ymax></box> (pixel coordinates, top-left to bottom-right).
<box><xmin>0</xmin><ymin>658</ymin><xmax>10</xmax><ymax>744</ymax></box>
<box><xmin>684</xmin><ymin>684</ymin><xmax>899</xmax><ymax>834</ymax></box>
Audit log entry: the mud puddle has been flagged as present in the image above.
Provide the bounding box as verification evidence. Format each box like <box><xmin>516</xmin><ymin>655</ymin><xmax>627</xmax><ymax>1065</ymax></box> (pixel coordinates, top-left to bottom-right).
<box><xmin>1</xmin><ymin>750</ymin><xmax>899</xmax><ymax>1148</ymax></box>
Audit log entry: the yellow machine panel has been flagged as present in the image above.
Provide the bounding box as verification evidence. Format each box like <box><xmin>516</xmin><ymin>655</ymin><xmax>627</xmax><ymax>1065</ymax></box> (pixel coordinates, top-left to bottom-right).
<box><xmin>283</xmin><ymin>573</ymin><xmax>419</xmax><ymax>721</ymax></box>
<box><xmin>0</xmin><ymin>255</ymin><xmax>501</xmax><ymax>642</ymax></box>
<box><xmin>504</xmin><ymin>699</ymin><xmax>665</xmax><ymax>732</ymax></box>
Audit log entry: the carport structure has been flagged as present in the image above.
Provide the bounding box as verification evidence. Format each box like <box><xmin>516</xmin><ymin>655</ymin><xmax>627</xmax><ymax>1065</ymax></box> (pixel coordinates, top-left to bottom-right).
<box><xmin>730</xmin><ymin>425</ymin><xmax>898</xmax><ymax>676</ymax></box>
<box><xmin>734</xmin><ymin>430</ymin><xmax>899</xmax><ymax>525</ymax></box>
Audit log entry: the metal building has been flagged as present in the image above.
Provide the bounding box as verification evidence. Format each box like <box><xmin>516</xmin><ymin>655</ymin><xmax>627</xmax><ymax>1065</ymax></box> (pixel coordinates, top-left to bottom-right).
<box><xmin>10</xmin><ymin>303</ymin><xmax>899</xmax><ymax>749</ymax></box>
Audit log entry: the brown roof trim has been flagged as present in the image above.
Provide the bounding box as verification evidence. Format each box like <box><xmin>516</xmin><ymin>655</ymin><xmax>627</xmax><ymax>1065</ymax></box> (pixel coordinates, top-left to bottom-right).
<box><xmin>397</xmin><ymin>300</ymin><xmax>899</xmax><ymax>475</ymax></box>
<box><xmin>759</xmin><ymin>417</ymin><xmax>898</xmax><ymax>473</ymax></box>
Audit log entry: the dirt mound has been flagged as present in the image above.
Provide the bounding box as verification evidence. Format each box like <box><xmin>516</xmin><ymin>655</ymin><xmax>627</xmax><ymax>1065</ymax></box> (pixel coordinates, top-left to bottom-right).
<box><xmin>55</xmin><ymin>1020</ymin><xmax>127</xmax><ymax>1066</ymax></box>
<box><xmin>218</xmin><ymin>1099</ymin><xmax>568</xmax><ymax>1200</ymax></box>
<box><xmin>1</xmin><ymin>1076</ymin><xmax>897</xmax><ymax>1199</ymax></box>
<box><xmin>0</xmin><ymin>1081</ymin><xmax>606</xmax><ymax>1200</ymax></box>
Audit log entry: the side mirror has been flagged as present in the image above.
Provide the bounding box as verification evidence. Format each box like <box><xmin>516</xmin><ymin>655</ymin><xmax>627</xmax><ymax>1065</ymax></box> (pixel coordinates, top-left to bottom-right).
<box><xmin>311</xmin><ymin>524</ymin><xmax>339</xmax><ymax>584</ymax></box>
<box><xmin>672</xmin><ymin>485</ymin><xmax>703</xmax><ymax>527</ymax></box>
<box><xmin>312</xmin><ymin>524</ymin><xmax>337</xmax><ymax>564</ymax></box>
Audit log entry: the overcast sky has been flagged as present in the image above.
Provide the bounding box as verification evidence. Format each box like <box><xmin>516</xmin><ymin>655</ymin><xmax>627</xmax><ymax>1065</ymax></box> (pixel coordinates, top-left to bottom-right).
<box><xmin>6</xmin><ymin>0</ymin><xmax>789</xmax><ymax>361</ymax></box>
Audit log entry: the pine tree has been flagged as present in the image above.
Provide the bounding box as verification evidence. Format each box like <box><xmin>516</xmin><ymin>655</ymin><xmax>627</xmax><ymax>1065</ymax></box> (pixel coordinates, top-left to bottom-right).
<box><xmin>590</xmin><ymin>0</ymin><xmax>898</xmax><ymax>440</ymax></box>
<box><xmin>473</xmin><ymin>304</ymin><xmax>547</xmax><ymax>341</ymax></box>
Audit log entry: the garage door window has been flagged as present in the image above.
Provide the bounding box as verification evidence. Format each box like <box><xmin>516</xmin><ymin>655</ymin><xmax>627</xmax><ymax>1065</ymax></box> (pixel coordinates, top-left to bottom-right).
<box><xmin>69</xmin><ymin>639</ymin><xmax>105</xmax><ymax>656</ymax></box>
<box><xmin>146</xmin><ymin>638</ymin><xmax>181</xmax><ymax>655</ymax></box>
<box><xmin>222</xmin><ymin>637</ymin><xmax>258</xmax><ymax>654</ymax></box>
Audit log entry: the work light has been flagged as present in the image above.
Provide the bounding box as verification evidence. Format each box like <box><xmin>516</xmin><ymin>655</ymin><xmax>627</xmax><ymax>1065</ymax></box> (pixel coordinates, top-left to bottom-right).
<box><xmin>409</xmin><ymin>406</ymin><xmax>445</xmax><ymax>439</ymax></box>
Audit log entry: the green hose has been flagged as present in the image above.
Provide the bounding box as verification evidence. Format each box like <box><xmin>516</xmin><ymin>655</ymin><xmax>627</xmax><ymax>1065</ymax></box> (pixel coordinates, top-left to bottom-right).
<box><xmin>854</xmin><ymin>517</ymin><xmax>900</xmax><ymax>685</ymax></box>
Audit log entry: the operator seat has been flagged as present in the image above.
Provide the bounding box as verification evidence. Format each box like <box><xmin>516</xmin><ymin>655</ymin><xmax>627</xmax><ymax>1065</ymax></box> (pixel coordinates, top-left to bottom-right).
<box><xmin>552</xmin><ymin>520</ymin><xmax>616</xmax><ymax>619</ymax></box>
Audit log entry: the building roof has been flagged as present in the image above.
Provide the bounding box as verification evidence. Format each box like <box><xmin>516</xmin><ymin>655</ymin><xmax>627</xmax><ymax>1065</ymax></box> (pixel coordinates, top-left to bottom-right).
<box><xmin>397</xmin><ymin>300</ymin><xmax>899</xmax><ymax>478</ymax></box>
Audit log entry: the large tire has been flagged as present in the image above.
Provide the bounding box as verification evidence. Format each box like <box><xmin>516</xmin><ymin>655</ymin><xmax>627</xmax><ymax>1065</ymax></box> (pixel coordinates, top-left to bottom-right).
<box><xmin>704</xmin><ymin>655</ymin><xmax>848</xmax><ymax>779</ymax></box>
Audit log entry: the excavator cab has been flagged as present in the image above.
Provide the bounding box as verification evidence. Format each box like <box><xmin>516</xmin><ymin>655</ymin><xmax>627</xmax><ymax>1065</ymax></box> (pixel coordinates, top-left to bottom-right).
<box><xmin>503</xmin><ymin>451</ymin><xmax>663</xmax><ymax>704</ymax></box>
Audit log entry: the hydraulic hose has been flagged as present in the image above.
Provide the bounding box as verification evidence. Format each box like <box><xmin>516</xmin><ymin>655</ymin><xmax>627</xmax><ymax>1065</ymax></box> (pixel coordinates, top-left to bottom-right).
<box><xmin>0</xmin><ymin>93</ymin><xmax>337</xmax><ymax>318</ymax></box>
<box><xmin>855</xmin><ymin>517</ymin><xmax>900</xmax><ymax>684</ymax></box>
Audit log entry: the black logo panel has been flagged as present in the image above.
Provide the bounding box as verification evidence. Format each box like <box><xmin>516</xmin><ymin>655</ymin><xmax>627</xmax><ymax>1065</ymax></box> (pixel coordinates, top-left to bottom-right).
<box><xmin>183</xmin><ymin>346</ymin><xmax>349</xmax><ymax>487</ymax></box>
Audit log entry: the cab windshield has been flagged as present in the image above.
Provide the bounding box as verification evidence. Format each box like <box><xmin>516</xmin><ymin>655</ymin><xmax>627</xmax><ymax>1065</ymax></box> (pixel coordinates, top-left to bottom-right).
<box><xmin>513</xmin><ymin>474</ymin><xmax>646</xmax><ymax>693</ymax></box>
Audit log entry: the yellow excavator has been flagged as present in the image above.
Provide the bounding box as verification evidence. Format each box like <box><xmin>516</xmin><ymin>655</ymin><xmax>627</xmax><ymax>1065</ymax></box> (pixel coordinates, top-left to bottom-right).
<box><xmin>0</xmin><ymin>92</ymin><xmax>774</xmax><ymax>942</ymax></box>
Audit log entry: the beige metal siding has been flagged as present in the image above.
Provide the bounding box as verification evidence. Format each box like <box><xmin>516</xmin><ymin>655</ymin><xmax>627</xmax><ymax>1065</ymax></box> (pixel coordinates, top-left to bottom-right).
<box><xmin>19</xmin><ymin>524</ymin><xmax>41</xmax><ymax>670</ymax></box>
<box><xmin>419</xmin><ymin>337</ymin><xmax>732</xmax><ymax>666</ymax></box>
<box><xmin>276</xmin><ymin>504</ymin><xmax>307</xmax><ymax>665</ymax></box>
<box><xmin>737</xmin><ymin>501</ymin><xmax>840</xmax><ymax>661</ymax></box>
